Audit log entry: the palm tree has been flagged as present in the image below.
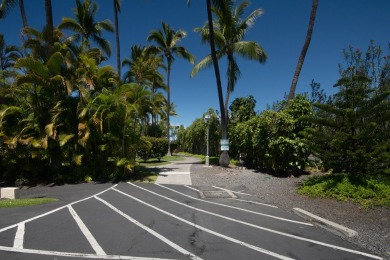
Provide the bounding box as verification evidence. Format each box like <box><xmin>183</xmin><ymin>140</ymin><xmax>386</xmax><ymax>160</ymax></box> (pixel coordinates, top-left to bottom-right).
<box><xmin>113</xmin><ymin>0</ymin><xmax>122</xmax><ymax>78</ymax></box>
<box><xmin>44</xmin><ymin>0</ymin><xmax>53</xmax><ymax>30</ymax></box>
<box><xmin>0</xmin><ymin>0</ymin><xmax>28</xmax><ymax>29</ymax></box>
<box><xmin>191</xmin><ymin>0</ymin><xmax>267</xmax><ymax>166</ymax></box>
<box><xmin>288</xmin><ymin>0</ymin><xmax>318</xmax><ymax>100</ymax></box>
<box><xmin>187</xmin><ymin>0</ymin><xmax>226</xmax><ymax>165</ymax></box>
<box><xmin>147</xmin><ymin>21</ymin><xmax>194</xmax><ymax>156</ymax></box>
<box><xmin>58</xmin><ymin>0</ymin><xmax>114</xmax><ymax>57</ymax></box>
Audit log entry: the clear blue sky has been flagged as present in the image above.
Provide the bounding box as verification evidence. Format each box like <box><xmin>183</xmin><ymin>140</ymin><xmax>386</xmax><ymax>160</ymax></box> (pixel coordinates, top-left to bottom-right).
<box><xmin>1</xmin><ymin>0</ymin><xmax>389</xmax><ymax>127</ymax></box>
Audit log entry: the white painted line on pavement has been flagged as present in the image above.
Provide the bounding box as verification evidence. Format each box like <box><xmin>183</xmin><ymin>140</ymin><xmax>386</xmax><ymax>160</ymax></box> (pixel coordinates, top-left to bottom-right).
<box><xmin>0</xmin><ymin>185</ymin><xmax>117</xmax><ymax>234</ymax></box>
<box><xmin>0</xmin><ymin>245</ymin><xmax>179</xmax><ymax>259</ymax></box>
<box><xmin>185</xmin><ymin>185</ymin><xmax>278</xmax><ymax>208</ymax></box>
<box><xmin>13</xmin><ymin>222</ymin><xmax>25</xmax><ymax>249</ymax></box>
<box><xmin>159</xmin><ymin>172</ymin><xmax>190</xmax><ymax>175</ymax></box>
<box><xmin>68</xmin><ymin>205</ymin><xmax>106</xmax><ymax>256</ymax></box>
<box><xmin>94</xmin><ymin>196</ymin><xmax>202</xmax><ymax>260</ymax></box>
<box><xmin>230</xmin><ymin>198</ymin><xmax>279</xmax><ymax>208</ymax></box>
<box><xmin>164</xmin><ymin>184</ymin><xmax>304</xmax><ymax>224</ymax></box>
<box><xmin>114</xmin><ymin>187</ymin><xmax>294</xmax><ymax>260</ymax></box>
<box><xmin>212</xmin><ymin>186</ymin><xmax>254</xmax><ymax>196</ymax></box>
<box><xmin>129</xmin><ymin>183</ymin><xmax>383</xmax><ymax>260</ymax></box>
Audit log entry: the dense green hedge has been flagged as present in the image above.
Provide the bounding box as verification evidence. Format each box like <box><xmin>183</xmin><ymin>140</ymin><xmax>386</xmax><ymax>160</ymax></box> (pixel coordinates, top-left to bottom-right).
<box><xmin>137</xmin><ymin>136</ymin><xmax>168</xmax><ymax>162</ymax></box>
<box><xmin>229</xmin><ymin>95</ymin><xmax>312</xmax><ymax>175</ymax></box>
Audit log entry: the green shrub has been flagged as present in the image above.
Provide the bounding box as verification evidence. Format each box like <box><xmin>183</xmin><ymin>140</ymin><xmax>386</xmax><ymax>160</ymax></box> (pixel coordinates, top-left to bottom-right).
<box><xmin>137</xmin><ymin>136</ymin><xmax>168</xmax><ymax>162</ymax></box>
<box><xmin>137</xmin><ymin>136</ymin><xmax>153</xmax><ymax>162</ymax></box>
<box><xmin>298</xmin><ymin>173</ymin><xmax>390</xmax><ymax>207</ymax></box>
<box><xmin>229</xmin><ymin>96</ymin><xmax>312</xmax><ymax>175</ymax></box>
<box><xmin>149</xmin><ymin>137</ymin><xmax>168</xmax><ymax>161</ymax></box>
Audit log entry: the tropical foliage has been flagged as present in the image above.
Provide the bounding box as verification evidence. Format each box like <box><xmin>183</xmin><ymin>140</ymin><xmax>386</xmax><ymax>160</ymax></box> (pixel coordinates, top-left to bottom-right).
<box><xmin>191</xmin><ymin>0</ymin><xmax>267</xmax><ymax>166</ymax></box>
<box><xmin>0</xmin><ymin>0</ymin><xmax>185</xmax><ymax>185</ymax></box>
<box><xmin>303</xmin><ymin>42</ymin><xmax>390</xmax><ymax>176</ymax></box>
<box><xmin>147</xmin><ymin>21</ymin><xmax>194</xmax><ymax>156</ymax></box>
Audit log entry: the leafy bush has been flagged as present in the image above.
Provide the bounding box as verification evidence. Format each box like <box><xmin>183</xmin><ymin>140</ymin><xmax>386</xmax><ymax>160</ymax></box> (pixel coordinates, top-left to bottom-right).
<box><xmin>137</xmin><ymin>136</ymin><xmax>153</xmax><ymax>162</ymax></box>
<box><xmin>149</xmin><ymin>137</ymin><xmax>168</xmax><ymax>161</ymax></box>
<box><xmin>229</xmin><ymin>95</ymin><xmax>312</xmax><ymax>175</ymax></box>
<box><xmin>137</xmin><ymin>136</ymin><xmax>168</xmax><ymax>162</ymax></box>
<box><xmin>298</xmin><ymin>174</ymin><xmax>390</xmax><ymax>207</ymax></box>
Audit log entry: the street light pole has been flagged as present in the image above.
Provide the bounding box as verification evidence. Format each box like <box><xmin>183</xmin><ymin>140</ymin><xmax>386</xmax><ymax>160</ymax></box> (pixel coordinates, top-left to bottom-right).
<box><xmin>204</xmin><ymin>114</ymin><xmax>211</xmax><ymax>166</ymax></box>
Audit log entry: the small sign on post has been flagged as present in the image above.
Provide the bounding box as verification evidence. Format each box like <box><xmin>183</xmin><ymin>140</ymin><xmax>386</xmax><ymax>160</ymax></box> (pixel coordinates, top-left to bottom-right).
<box><xmin>220</xmin><ymin>139</ymin><xmax>229</xmax><ymax>151</ymax></box>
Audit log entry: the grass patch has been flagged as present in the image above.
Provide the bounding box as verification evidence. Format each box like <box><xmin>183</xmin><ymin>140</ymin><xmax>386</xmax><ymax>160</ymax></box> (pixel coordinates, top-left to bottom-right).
<box><xmin>298</xmin><ymin>173</ymin><xmax>390</xmax><ymax>208</ymax></box>
<box><xmin>0</xmin><ymin>198</ymin><xmax>58</xmax><ymax>208</ymax></box>
<box><xmin>137</xmin><ymin>155</ymin><xmax>185</xmax><ymax>167</ymax></box>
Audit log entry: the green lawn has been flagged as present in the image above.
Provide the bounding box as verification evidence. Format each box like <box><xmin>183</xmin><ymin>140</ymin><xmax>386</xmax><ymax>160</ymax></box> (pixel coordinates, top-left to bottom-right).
<box><xmin>137</xmin><ymin>155</ymin><xmax>185</xmax><ymax>167</ymax></box>
<box><xmin>0</xmin><ymin>198</ymin><xmax>58</xmax><ymax>208</ymax></box>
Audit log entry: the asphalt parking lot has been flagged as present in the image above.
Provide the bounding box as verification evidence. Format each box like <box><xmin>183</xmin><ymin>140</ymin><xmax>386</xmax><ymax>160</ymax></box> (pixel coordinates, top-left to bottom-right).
<box><xmin>0</xmin><ymin>182</ymin><xmax>383</xmax><ymax>259</ymax></box>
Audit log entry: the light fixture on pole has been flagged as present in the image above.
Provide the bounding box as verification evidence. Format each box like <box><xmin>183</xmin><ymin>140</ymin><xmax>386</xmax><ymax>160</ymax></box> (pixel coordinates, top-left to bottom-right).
<box><xmin>204</xmin><ymin>114</ymin><xmax>211</xmax><ymax>166</ymax></box>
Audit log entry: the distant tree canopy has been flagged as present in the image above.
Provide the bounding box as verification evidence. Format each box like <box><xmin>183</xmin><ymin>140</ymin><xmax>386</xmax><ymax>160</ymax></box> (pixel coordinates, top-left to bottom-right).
<box><xmin>179</xmin><ymin>42</ymin><xmax>389</xmax><ymax>177</ymax></box>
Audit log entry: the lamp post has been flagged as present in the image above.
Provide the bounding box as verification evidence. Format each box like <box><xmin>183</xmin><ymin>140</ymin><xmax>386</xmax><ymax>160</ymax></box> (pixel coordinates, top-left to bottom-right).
<box><xmin>204</xmin><ymin>114</ymin><xmax>211</xmax><ymax>166</ymax></box>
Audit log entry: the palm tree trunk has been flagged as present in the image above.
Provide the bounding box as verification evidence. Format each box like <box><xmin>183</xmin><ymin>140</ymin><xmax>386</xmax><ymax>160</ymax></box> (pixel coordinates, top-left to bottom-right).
<box><xmin>224</xmin><ymin>55</ymin><xmax>234</xmax><ymax>125</ymax></box>
<box><xmin>44</xmin><ymin>0</ymin><xmax>53</xmax><ymax>30</ymax></box>
<box><xmin>288</xmin><ymin>0</ymin><xmax>318</xmax><ymax>100</ymax></box>
<box><xmin>206</xmin><ymin>0</ymin><xmax>229</xmax><ymax>166</ymax></box>
<box><xmin>113</xmin><ymin>0</ymin><xmax>121</xmax><ymax>78</ymax></box>
<box><xmin>18</xmin><ymin>0</ymin><xmax>28</xmax><ymax>28</ymax></box>
<box><xmin>166</xmin><ymin>60</ymin><xmax>171</xmax><ymax>156</ymax></box>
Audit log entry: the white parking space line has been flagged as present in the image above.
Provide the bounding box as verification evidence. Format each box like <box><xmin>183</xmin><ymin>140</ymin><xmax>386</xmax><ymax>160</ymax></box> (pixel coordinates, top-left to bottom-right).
<box><xmin>159</xmin><ymin>172</ymin><xmax>190</xmax><ymax>175</ymax></box>
<box><xmin>185</xmin><ymin>185</ymin><xmax>278</xmax><ymax>208</ymax></box>
<box><xmin>164</xmin><ymin>184</ymin><xmax>304</xmax><ymax>224</ymax></box>
<box><xmin>212</xmin><ymin>186</ymin><xmax>255</xmax><ymax>196</ymax></box>
<box><xmin>0</xmin><ymin>245</ymin><xmax>179</xmax><ymax>259</ymax></box>
<box><xmin>129</xmin><ymin>183</ymin><xmax>383</xmax><ymax>260</ymax></box>
<box><xmin>229</xmin><ymin>198</ymin><xmax>279</xmax><ymax>208</ymax></box>
<box><xmin>114</xmin><ymin>187</ymin><xmax>294</xmax><ymax>260</ymax></box>
<box><xmin>94</xmin><ymin>196</ymin><xmax>202</xmax><ymax>260</ymax></box>
<box><xmin>13</xmin><ymin>223</ymin><xmax>25</xmax><ymax>249</ymax></box>
<box><xmin>0</xmin><ymin>185</ymin><xmax>118</xmax><ymax>234</ymax></box>
<box><xmin>68</xmin><ymin>205</ymin><xmax>106</xmax><ymax>256</ymax></box>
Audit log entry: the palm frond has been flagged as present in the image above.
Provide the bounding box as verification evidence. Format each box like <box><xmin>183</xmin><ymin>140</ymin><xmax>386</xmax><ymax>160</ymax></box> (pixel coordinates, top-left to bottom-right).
<box><xmin>46</xmin><ymin>52</ymin><xmax>64</xmax><ymax>76</ymax></box>
<box><xmin>190</xmin><ymin>54</ymin><xmax>213</xmax><ymax>78</ymax></box>
<box><xmin>72</xmin><ymin>154</ymin><xmax>83</xmax><ymax>166</ymax></box>
<box><xmin>15</xmin><ymin>57</ymin><xmax>49</xmax><ymax>79</ymax></box>
<box><xmin>233</xmin><ymin>41</ymin><xmax>267</xmax><ymax>63</ymax></box>
<box><xmin>59</xmin><ymin>133</ymin><xmax>75</xmax><ymax>147</ymax></box>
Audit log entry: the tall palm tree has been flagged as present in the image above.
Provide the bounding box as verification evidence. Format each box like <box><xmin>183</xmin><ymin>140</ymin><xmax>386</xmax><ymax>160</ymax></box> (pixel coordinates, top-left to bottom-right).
<box><xmin>147</xmin><ymin>21</ymin><xmax>194</xmax><ymax>156</ymax></box>
<box><xmin>0</xmin><ymin>0</ymin><xmax>28</xmax><ymax>28</ymax></box>
<box><xmin>191</xmin><ymin>0</ymin><xmax>267</xmax><ymax>165</ymax></box>
<box><xmin>288</xmin><ymin>0</ymin><xmax>318</xmax><ymax>100</ymax></box>
<box><xmin>188</xmin><ymin>0</ymin><xmax>227</xmax><ymax>165</ymax></box>
<box><xmin>44</xmin><ymin>0</ymin><xmax>53</xmax><ymax>30</ymax></box>
<box><xmin>113</xmin><ymin>0</ymin><xmax>122</xmax><ymax>78</ymax></box>
<box><xmin>58</xmin><ymin>0</ymin><xmax>114</xmax><ymax>57</ymax></box>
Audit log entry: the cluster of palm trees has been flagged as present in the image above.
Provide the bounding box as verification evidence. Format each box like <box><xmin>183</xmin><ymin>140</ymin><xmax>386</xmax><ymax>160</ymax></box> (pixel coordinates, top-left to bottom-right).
<box><xmin>0</xmin><ymin>0</ymin><xmax>271</xmax><ymax>183</ymax></box>
<box><xmin>0</xmin><ymin>0</ymin><xmax>193</xmax><ymax>183</ymax></box>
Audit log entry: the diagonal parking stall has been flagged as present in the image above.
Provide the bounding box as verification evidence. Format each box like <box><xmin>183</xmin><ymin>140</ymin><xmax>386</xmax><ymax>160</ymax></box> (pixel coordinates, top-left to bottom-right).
<box><xmin>0</xmin><ymin>182</ymin><xmax>384</xmax><ymax>260</ymax></box>
<box><xmin>114</xmin><ymin>183</ymin><xmax>382</xmax><ymax>260</ymax></box>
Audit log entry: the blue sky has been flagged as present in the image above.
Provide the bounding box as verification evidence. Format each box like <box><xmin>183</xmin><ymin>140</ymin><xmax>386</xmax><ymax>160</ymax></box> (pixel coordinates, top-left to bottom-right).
<box><xmin>1</xmin><ymin>0</ymin><xmax>389</xmax><ymax>127</ymax></box>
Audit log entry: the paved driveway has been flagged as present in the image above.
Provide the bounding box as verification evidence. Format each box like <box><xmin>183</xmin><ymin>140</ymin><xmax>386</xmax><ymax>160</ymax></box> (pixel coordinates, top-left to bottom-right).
<box><xmin>0</xmin><ymin>182</ymin><xmax>382</xmax><ymax>259</ymax></box>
